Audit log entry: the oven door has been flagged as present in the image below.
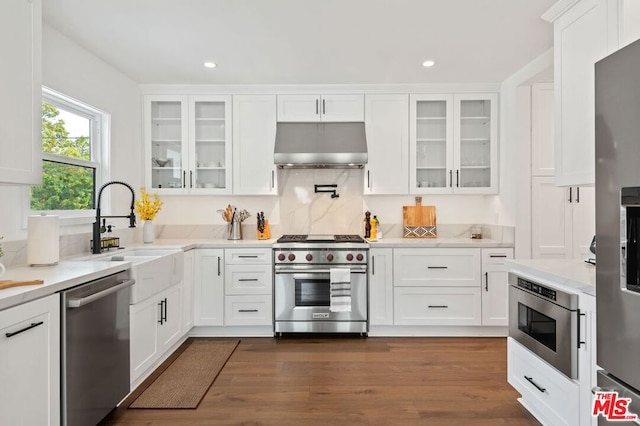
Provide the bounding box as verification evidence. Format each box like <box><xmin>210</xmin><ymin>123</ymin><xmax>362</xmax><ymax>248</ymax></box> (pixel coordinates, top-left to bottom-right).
<box><xmin>274</xmin><ymin>269</ymin><xmax>367</xmax><ymax>323</ymax></box>
<box><xmin>508</xmin><ymin>285</ymin><xmax>578</xmax><ymax>379</ymax></box>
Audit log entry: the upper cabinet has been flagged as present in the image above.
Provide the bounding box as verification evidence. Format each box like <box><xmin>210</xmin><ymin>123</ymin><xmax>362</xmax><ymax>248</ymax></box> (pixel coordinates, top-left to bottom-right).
<box><xmin>143</xmin><ymin>95</ymin><xmax>232</xmax><ymax>194</ymax></box>
<box><xmin>409</xmin><ymin>93</ymin><xmax>498</xmax><ymax>194</ymax></box>
<box><xmin>0</xmin><ymin>0</ymin><xmax>42</xmax><ymax>185</ymax></box>
<box><xmin>277</xmin><ymin>94</ymin><xmax>364</xmax><ymax>122</ymax></box>
<box><xmin>364</xmin><ymin>94</ymin><xmax>409</xmax><ymax>195</ymax></box>
<box><xmin>233</xmin><ymin>95</ymin><xmax>278</xmax><ymax>195</ymax></box>
<box><xmin>543</xmin><ymin>0</ymin><xmax>619</xmax><ymax>186</ymax></box>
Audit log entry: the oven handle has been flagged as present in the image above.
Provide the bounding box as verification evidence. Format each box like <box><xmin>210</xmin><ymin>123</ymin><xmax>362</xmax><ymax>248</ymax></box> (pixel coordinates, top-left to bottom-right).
<box><xmin>275</xmin><ymin>267</ymin><xmax>367</xmax><ymax>274</ymax></box>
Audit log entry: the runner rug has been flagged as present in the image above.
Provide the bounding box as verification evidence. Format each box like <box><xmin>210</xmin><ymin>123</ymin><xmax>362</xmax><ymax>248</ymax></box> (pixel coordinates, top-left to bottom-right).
<box><xmin>129</xmin><ymin>339</ymin><xmax>239</xmax><ymax>409</ymax></box>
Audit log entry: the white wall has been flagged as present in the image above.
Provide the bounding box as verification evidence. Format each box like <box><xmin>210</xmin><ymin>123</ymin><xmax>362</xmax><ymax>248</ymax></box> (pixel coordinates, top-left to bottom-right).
<box><xmin>0</xmin><ymin>24</ymin><xmax>142</xmax><ymax>242</ymax></box>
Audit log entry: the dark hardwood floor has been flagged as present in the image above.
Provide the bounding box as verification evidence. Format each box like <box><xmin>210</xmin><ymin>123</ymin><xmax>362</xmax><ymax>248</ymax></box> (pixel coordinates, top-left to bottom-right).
<box><xmin>103</xmin><ymin>336</ymin><xmax>540</xmax><ymax>426</ymax></box>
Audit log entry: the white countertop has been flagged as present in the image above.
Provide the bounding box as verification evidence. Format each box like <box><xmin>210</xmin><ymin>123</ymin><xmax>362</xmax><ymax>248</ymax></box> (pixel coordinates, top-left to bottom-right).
<box><xmin>506</xmin><ymin>259</ymin><xmax>596</xmax><ymax>297</ymax></box>
<box><xmin>367</xmin><ymin>237</ymin><xmax>511</xmax><ymax>248</ymax></box>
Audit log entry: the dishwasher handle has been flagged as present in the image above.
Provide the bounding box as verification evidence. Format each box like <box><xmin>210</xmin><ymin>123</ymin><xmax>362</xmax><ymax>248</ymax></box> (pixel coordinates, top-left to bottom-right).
<box><xmin>67</xmin><ymin>279</ymin><xmax>135</xmax><ymax>308</ymax></box>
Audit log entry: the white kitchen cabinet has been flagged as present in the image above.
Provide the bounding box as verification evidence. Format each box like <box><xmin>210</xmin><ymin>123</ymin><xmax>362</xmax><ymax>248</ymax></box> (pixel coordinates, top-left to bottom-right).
<box><xmin>578</xmin><ymin>293</ymin><xmax>597</xmax><ymax>426</ymax></box>
<box><xmin>543</xmin><ymin>0</ymin><xmax>616</xmax><ymax>186</ymax></box>
<box><xmin>409</xmin><ymin>93</ymin><xmax>498</xmax><ymax>194</ymax></box>
<box><xmin>277</xmin><ymin>94</ymin><xmax>364</xmax><ymax>122</ymax></box>
<box><xmin>508</xmin><ymin>337</ymin><xmax>580</xmax><ymax>426</ymax></box>
<box><xmin>130</xmin><ymin>282</ymin><xmax>182</xmax><ymax>384</ymax></box>
<box><xmin>531</xmin><ymin>177</ymin><xmax>595</xmax><ymax>259</ymax></box>
<box><xmin>531</xmin><ymin>83</ymin><xmax>555</xmax><ymax>177</ymax></box>
<box><xmin>224</xmin><ymin>248</ymin><xmax>273</xmax><ymax>327</ymax></box>
<box><xmin>364</xmin><ymin>94</ymin><xmax>409</xmax><ymax>195</ymax></box>
<box><xmin>393</xmin><ymin>248</ymin><xmax>481</xmax><ymax>287</ymax></box>
<box><xmin>182</xmin><ymin>249</ymin><xmax>195</xmax><ymax>332</ymax></box>
<box><xmin>480</xmin><ymin>248</ymin><xmax>513</xmax><ymax>326</ymax></box>
<box><xmin>194</xmin><ymin>249</ymin><xmax>224</xmax><ymax>326</ymax></box>
<box><xmin>369</xmin><ymin>248</ymin><xmax>394</xmax><ymax>325</ymax></box>
<box><xmin>144</xmin><ymin>95</ymin><xmax>232</xmax><ymax>194</ymax></box>
<box><xmin>0</xmin><ymin>294</ymin><xmax>59</xmax><ymax>426</ymax></box>
<box><xmin>232</xmin><ymin>95</ymin><xmax>278</xmax><ymax>195</ymax></box>
<box><xmin>394</xmin><ymin>286</ymin><xmax>482</xmax><ymax>326</ymax></box>
<box><xmin>0</xmin><ymin>0</ymin><xmax>42</xmax><ymax>185</ymax></box>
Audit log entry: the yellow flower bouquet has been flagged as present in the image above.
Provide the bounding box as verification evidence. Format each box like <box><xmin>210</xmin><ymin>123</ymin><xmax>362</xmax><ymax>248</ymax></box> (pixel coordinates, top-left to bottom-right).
<box><xmin>135</xmin><ymin>187</ymin><xmax>163</xmax><ymax>221</ymax></box>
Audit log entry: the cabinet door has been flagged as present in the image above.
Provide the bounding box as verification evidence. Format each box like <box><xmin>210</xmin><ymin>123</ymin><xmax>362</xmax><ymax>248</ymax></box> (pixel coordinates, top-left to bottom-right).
<box><xmin>410</xmin><ymin>94</ymin><xmax>454</xmax><ymax>194</ymax></box>
<box><xmin>393</xmin><ymin>248</ymin><xmax>481</xmax><ymax>287</ymax></box>
<box><xmin>144</xmin><ymin>95</ymin><xmax>189</xmax><ymax>194</ymax></box>
<box><xmin>233</xmin><ymin>95</ymin><xmax>278</xmax><ymax>195</ymax></box>
<box><xmin>0</xmin><ymin>0</ymin><xmax>41</xmax><ymax>185</ymax></box>
<box><xmin>531</xmin><ymin>176</ymin><xmax>572</xmax><ymax>259</ymax></box>
<box><xmin>277</xmin><ymin>94</ymin><xmax>321</xmax><ymax>121</ymax></box>
<box><xmin>553</xmin><ymin>0</ymin><xmax>610</xmax><ymax>186</ymax></box>
<box><xmin>481</xmin><ymin>248</ymin><xmax>513</xmax><ymax>326</ymax></box>
<box><xmin>320</xmin><ymin>94</ymin><xmax>365</xmax><ymax>121</ymax></box>
<box><xmin>194</xmin><ymin>249</ymin><xmax>224</xmax><ymax>326</ymax></box>
<box><xmin>578</xmin><ymin>294</ymin><xmax>597</xmax><ymax>426</ymax></box>
<box><xmin>0</xmin><ymin>294</ymin><xmax>59</xmax><ymax>426</ymax></box>
<box><xmin>130</xmin><ymin>295</ymin><xmax>160</xmax><ymax>383</ymax></box>
<box><xmin>531</xmin><ymin>83</ymin><xmax>555</xmax><ymax>177</ymax></box>
<box><xmin>188</xmin><ymin>95</ymin><xmax>232</xmax><ymax>194</ymax></box>
<box><xmin>158</xmin><ymin>284</ymin><xmax>182</xmax><ymax>351</ymax></box>
<box><xmin>369</xmin><ymin>248</ymin><xmax>394</xmax><ymax>325</ymax></box>
<box><xmin>182</xmin><ymin>250</ymin><xmax>195</xmax><ymax>331</ymax></box>
<box><xmin>364</xmin><ymin>94</ymin><xmax>409</xmax><ymax>195</ymax></box>
<box><xmin>453</xmin><ymin>93</ymin><xmax>498</xmax><ymax>194</ymax></box>
<box><xmin>277</xmin><ymin>94</ymin><xmax>364</xmax><ymax>122</ymax></box>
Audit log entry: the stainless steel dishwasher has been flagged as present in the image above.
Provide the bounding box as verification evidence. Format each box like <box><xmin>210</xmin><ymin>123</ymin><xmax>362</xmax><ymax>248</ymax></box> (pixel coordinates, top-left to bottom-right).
<box><xmin>60</xmin><ymin>272</ymin><xmax>134</xmax><ymax>426</ymax></box>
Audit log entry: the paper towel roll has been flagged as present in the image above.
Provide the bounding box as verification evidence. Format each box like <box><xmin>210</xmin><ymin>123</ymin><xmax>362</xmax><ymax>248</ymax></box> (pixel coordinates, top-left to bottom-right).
<box><xmin>28</xmin><ymin>214</ymin><xmax>60</xmax><ymax>266</ymax></box>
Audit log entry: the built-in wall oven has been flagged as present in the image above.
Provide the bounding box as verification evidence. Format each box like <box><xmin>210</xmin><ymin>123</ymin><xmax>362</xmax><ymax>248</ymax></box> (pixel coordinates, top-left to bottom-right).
<box><xmin>273</xmin><ymin>234</ymin><xmax>368</xmax><ymax>334</ymax></box>
<box><xmin>508</xmin><ymin>273</ymin><xmax>580</xmax><ymax>379</ymax></box>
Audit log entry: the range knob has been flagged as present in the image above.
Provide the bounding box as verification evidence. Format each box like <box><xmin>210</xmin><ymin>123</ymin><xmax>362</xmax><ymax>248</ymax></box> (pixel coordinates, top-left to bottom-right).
<box><xmin>277</xmin><ymin>253</ymin><xmax>286</xmax><ymax>261</ymax></box>
<box><xmin>346</xmin><ymin>253</ymin><xmax>354</xmax><ymax>261</ymax></box>
<box><xmin>356</xmin><ymin>253</ymin><xmax>364</xmax><ymax>261</ymax></box>
<box><xmin>326</xmin><ymin>254</ymin><xmax>334</xmax><ymax>262</ymax></box>
<box><xmin>288</xmin><ymin>253</ymin><xmax>296</xmax><ymax>261</ymax></box>
<box><xmin>306</xmin><ymin>254</ymin><xmax>313</xmax><ymax>261</ymax></box>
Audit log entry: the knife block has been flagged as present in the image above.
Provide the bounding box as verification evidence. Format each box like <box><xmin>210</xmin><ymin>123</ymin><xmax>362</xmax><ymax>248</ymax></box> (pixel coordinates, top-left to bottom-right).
<box><xmin>257</xmin><ymin>220</ymin><xmax>271</xmax><ymax>240</ymax></box>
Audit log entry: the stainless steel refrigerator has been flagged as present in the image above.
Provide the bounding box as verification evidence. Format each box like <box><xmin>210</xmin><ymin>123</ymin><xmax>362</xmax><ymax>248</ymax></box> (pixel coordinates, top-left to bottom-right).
<box><xmin>595</xmin><ymin>37</ymin><xmax>640</xmax><ymax>424</ymax></box>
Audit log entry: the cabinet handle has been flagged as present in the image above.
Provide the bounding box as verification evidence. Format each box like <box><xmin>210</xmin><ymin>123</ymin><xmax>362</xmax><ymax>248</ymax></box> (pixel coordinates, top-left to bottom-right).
<box><xmin>568</xmin><ymin>187</ymin><xmax>572</xmax><ymax>203</ymax></box>
<box><xmin>238</xmin><ymin>255</ymin><xmax>259</xmax><ymax>258</ymax></box>
<box><xmin>217</xmin><ymin>256</ymin><xmax>221</xmax><ymax>276</ymax></box>
<box><xmin>428</xmin><ymin>305</ymin><xmax>448</xmax><ymax>309</ymax></box>
<box><xmin>577</xmin><ymin>309</ymin><xmax>586</xmax><ymax>348</ymax></box>
<box><xmin>427</xmin><ymin>266</ymin><xmax>448</xmax><ymax>269</ymax></box>
<box><xmin>190</xmin><ymin>170</ymin><xmax>193</xmax><ymax>188</ymax></box>
<box><xmin>485</xmin><ymin>272</ymin><xmax>489</xmax><ymax>291</ymax></box>
<box><xmin>372</xmin><ymin>256</ymin><xmax>375</xmax><ymax>275</ymax></box>
<box><xmin>239</xmin><ymin>309</ymin><xmax>259</xmax><ymax>313</ymax></box>
<box><xmin>315</xmin><ymin>99</ymin><xmax>319</xmax><ymax>115</ymax></box>
<box><xmin>158</xmin><ymin>300</ymin><xmax>164</xmax><ymax>325</ymax></box>
<box><xmin>271</xmin><ymin>170</ymin><xmax>275</xmax><ymax>189</ymax></box>
<box><xmin>456</xmin><ymin>170</ymin><xmax>459</xmax><ymax>187</ymax></box>
<box><xmin>576</xmin><ymin>187</ymin><xmax>580</xmax><ymax>203</ymax></box>
<box><xmin>238</xmin><ymin>278</ymin><xmax>259</xmax><ymax>282</ymax></box>
<box><xmin>489</xmin><ymin>254</ymin><xmax>508</xmax><ymax>258</ymax></box>
<box><xmin>183</xmin><ymin>170</ymin><xmax>186</xmax><ymax>188</ymax></box>
<box><xmin>449</xmin><ymin>170</ymin><xmax>453</xmax><ymax>187</ymax></box>
<box><xmin>322</xmin><ymin>99</ymin><xmax>326</xmax><ymax>115</ymax></box>
<box><xmin>5</xmin><ymin>321</ymin><xmax>44</xmax><ymax>338</ymax></box>
<box><xmin>367</xmin><ymin>170</ymin><xmax>371</xmax><ymax>189</ymax></box>
<box><xmin>524</xmin><ymin>376</ymin><xmax>546</xmax><ymax>393</ymax></box>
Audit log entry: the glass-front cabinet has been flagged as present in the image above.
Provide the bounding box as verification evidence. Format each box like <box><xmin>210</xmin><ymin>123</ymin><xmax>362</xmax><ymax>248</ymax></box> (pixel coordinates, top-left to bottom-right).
<box><xmin>409</xmin><ymin>93</ymin><xmax>498</xmax><ymax>194</ymax></box>
<box><xmin>144</xmin><ymin>95</ymin><xmax>232</xmax><ymax>194</ymax></box>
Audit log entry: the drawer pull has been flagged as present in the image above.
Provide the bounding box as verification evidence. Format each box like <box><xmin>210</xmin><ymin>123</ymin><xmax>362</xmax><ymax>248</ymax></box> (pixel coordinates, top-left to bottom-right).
<box><xmin>427</xmin><ymin>266</ymin><xmax>448</xmax><ymax>269</ymax></box>
<box><xmin>524</xmin><ymin>376</ymin><xmax>546</xmax><ymax>393</ymax></box>
<box><xmin>238</xmin><ymin>278</ymin><xmax>259</xmax><ymax>282</ymax></box>
<box><xmin>5</xmin><ymin>321</ymin><xmax>44</xmax><ymax>338</ymax></box>
<box><xmin>489</xmin><ymin>254</ymin><xmax>508</xmax><ymax>258</ymax></box>
<box><xmin>239</xmin><ymin>309</ymin><xmax>259</xmax><ymax>313</ymax></box>
<box><xmin>428</xmin><ymin>305</ymin><xmax>448</xmax><ymax>309</ymax></box>
<box><xmin>238</xmin><ymin>255</ymin><xmax>259</xmax><ymax>259</ymax></box>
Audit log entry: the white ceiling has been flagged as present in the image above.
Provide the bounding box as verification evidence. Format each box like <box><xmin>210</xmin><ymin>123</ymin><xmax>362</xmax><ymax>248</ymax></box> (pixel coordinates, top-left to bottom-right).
<box><xmin>43</xmin><ymin>0</ymin><xmax>556</xmax><ymax>85</ymax></box>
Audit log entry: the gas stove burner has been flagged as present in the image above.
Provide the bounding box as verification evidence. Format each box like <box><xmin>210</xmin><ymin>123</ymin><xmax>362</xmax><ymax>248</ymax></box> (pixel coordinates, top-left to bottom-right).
<box><xmin>276</xmin><ymin>234</ymin><xmax>365</xmax><ymax>244</ymax></box>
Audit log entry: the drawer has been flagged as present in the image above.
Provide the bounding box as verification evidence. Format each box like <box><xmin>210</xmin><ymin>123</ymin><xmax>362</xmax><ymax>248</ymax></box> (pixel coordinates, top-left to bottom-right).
<box><xmin>224</xmin><ymin>295</ymin><xmax>273</xmax><ymax>326</ymax></box>
<box><xmin>393</xmin><ymin>287</ymin><xmax>481</xmax><ymax>326</ymax></box>
<box><xmin>481</xmin><ymin>248</ymin><xmax>514</xmax><ymax>268</ymax></box>
<box><xmin>225</xmin><ymin>248</ymin><xmax>272</xmax><ymax>265</ymax></box>
<box><xmin>507</xmin><ymin>338</ymin><xmax>579</xmax><ymax>426</ymax></box>
<box><xmin>225</xmin><ymin>265</ymin><xmax>272</xmax><ymax>295</ymax></box>
<box><xmin>393</xmin><ymin>248</ymin><xmax>481</xmax><ymax>287</ymax></box>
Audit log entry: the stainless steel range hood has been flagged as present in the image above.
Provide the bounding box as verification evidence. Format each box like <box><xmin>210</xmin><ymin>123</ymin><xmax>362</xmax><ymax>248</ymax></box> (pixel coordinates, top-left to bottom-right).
<box><xmin>274</xmin><ymin>122</ymin><xmax>368</xmax><ymax>168</ymax></box>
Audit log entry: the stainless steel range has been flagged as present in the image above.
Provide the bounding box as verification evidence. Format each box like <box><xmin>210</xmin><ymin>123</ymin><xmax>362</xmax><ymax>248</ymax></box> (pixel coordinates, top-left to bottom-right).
<box><xmin>273</xmin><ymin>234</ymin><xmax>369</xmax><ymax>335</ymax></box>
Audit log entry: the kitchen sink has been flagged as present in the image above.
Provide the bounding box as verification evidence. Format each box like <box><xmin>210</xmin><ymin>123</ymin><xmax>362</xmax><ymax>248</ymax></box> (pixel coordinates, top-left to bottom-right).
<box><xmin>76</xmin><ymin>247</ymin><xmax>184</xmax><ymax>303</ymax></box>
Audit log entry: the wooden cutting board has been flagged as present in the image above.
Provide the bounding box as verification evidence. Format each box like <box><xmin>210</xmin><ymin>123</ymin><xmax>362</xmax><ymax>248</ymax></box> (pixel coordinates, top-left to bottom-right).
<box><xmin>403</xmin><ymin>197</ymin><xmax>437</xmax><ymax>238</ymax></box>
<box><xmin>0</xmin><ymin>280</ymin><xmax>44</xmax><ymax>290</ymax></box>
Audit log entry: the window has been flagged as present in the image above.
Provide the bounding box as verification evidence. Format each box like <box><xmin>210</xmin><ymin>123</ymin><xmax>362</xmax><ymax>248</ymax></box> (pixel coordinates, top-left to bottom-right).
<box><xmin>30</xmin><ymin>88</ymin><xmax>108</xmax><ymax>216</ymax></box>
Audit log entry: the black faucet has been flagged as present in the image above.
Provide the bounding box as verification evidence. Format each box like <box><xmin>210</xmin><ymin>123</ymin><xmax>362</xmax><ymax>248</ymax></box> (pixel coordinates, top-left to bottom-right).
<box><xmin>92</xmin><ymin>181</ymin><xmax>136</xmax><ymax>254</ymax></box>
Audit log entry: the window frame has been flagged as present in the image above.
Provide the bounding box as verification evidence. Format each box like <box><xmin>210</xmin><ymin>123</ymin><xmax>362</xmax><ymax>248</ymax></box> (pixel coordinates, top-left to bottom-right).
<box><xmin>23</xmin><ymin>87</ymin><xmax>111</xmax><ymax>226</ymax></box>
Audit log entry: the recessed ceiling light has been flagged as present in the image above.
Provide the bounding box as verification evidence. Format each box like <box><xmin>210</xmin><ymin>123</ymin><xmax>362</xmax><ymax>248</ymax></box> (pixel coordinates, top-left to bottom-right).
<box><xmin>422</xmin><ymin>60</ymin><xmax>436</xmax><ymax>68</ymax></box>
<box><xmin>203</xmin><ymin>61</ymin><xmax>217</xmax><ymax>69</ymax></box>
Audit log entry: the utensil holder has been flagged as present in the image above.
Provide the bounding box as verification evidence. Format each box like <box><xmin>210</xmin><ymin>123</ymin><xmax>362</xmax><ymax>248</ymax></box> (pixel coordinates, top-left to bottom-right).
<box><xmin>257</xmin><ymin>220</ymin><xmax>271</xmax><ymax>240</ymax></box>
<box><xmin>228</xmin><ymin>221</ymin><xmax>242</xmax><ymax>240</ymax></box>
